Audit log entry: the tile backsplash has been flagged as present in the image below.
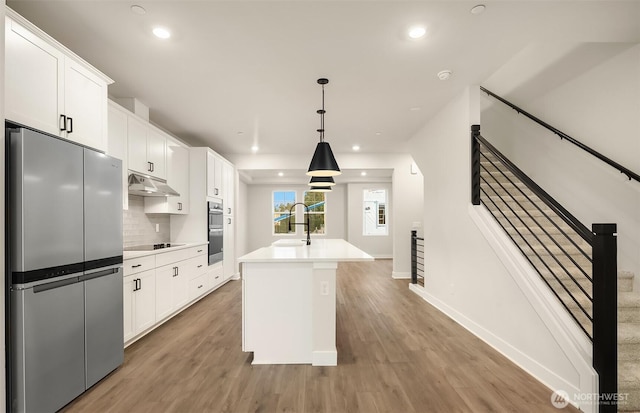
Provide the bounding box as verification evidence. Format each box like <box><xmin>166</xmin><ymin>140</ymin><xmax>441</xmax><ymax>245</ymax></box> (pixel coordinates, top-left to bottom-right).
<box><xmin>123</xmin><ymin>195</ymin><xmax>170</xmax><ymax>247</ymax></box>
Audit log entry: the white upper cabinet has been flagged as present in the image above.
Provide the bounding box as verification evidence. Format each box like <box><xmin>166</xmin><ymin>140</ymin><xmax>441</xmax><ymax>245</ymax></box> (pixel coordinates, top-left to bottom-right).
<box><xmin>145</xmin><ymin>144</ymin><xmax>190</xmax><ymax>214</ymax></box>
<box><xmin>206</xmin><ymin>151</ymin><xmax>221</xmax><ymax>198</ymax></box>
<box><xmin>5</xmin><ymin>14</ymin><xmax>111</xmax><ymax>152</ymax></box>
<box><xmin>127</xmin><ymin>117</ymin><xmax>167</xmax><ymax>180</ymax></box>
<box><xmin>127</xmin><ymin>116</ymin><xmax>149</xmax><ymax>174</ymax></box>
<box><xmin>107</xmin><ymin>102</ymin><xmax>129</xmax><ymax>210</ymax></box>
<box><xmin>166</xmin><ymin>146</ymin><xmax>189</xmax><ymax>214</ymax></box>
<box><xmin>147</xmin><ymin>127</ymin><xmax>167</xmax><ymax>180</ymax></box>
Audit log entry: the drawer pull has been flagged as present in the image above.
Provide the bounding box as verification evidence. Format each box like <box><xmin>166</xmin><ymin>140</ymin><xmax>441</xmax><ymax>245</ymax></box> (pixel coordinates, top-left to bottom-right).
<box><xmin>131</xmin><ymin>264</ymin><xmax>142</xmax><ymax>268</ymax></box>
<box><xmin>215</xmin><ymin>276</ymin><xmax>220</xmax><ymax>280</ymax></box>
<box><xmin>197</xmin><ymin>265</ymin><xmax>203</xmax><ymax>268</ymax></box>
<box><xmin>197</xmin><ymin>285</ymin><xmax>203</xmax><ymax>289</ymax></box>
<box><xmin>197</xmin><ymin>249</ymin><xmax>203</xmax><ymax>253</ymax></box>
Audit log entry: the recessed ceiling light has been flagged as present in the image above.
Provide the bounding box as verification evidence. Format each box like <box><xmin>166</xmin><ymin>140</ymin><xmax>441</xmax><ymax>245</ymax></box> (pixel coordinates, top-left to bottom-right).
<box><xmin>278</xmin><ymin>172</ymin><xmax>284</xmax><ymax>177</ymax></box>
<box><xmin>237</xmin><ymin>131</ymin><xmax>244</xmax><ymax>135</ymax></box>
<box><xmin>361</xmin><ymin>171</ymin><xmax>367</xmax><ymax>176</ymax></box>
<box><xmin>410</xmin><ymin>107</ymin><xmax>421</xmax><ymax>111</ymax></box>
<box><xmin>470</xmin><ymin>4</ymin><xmax>486</xmax><ymax>15</ymax></box>
<box><xmin>352</xmin><ymin>145</ymin><xmax>360</xmax><ymax>151</ymax></box>
<box><xmin>131</xmin><ymin>5</ymin><xmax>146</xmax><ymax>15</ymax></box>
<box><xmin>153</xmin><ymin>27</ymin><xmax>171</xmax><ymax>39</ymax></box>
<box><xmin>437</xmin><ymin>70</ymin><xmax>452</xmax><ymax>80</ymax></box>
<box><xmin>408</xmin><ymin>26</ymin><xmax>426</xmax><ymax>39</ymax></box>
<box><xmin>251</xmin><ymin>145</ymin><xmax>259</xmax><ymax>152</ymax></box>
<box><xmin>375</xmin><ymin>132</ymin><xmax>381</xmax><ymax>136</ymax></box>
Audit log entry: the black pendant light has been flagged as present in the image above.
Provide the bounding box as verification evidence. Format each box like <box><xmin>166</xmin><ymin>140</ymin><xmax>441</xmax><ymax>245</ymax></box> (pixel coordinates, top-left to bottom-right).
<box><xmin>309</xmin><ymin>186</ymin><xmax>332</xmax><ymax>192</ymax></box>
<box><xmin>307</xmin><ymin>78</ymin><xmax>341</xmax><ymax>177</ymax></box>
<box><xmin>308</xmin><ymin>176</ymin><xmax>336</xmax><ymax>186</ymax></box>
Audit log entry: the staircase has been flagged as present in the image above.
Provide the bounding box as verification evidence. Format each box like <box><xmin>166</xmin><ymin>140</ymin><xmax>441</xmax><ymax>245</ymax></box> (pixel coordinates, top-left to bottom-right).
<box><xmin>480</xmin><ymin>147</ymin><xmax>640</xmax><ymax>412</ymax></box>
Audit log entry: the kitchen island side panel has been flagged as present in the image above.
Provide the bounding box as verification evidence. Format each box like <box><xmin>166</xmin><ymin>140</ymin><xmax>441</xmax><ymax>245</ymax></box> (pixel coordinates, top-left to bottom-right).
<box><xmin>243</xmin><ymin>262</ymin><xmax>313</xmax><ymax>364</ymax></box>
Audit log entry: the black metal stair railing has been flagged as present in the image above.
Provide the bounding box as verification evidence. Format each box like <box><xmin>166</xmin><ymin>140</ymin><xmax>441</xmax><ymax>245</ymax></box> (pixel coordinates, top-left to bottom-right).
<box><xmin>411</xmin><ymin>230</ymin><xmax>425</xmax><ymax>286</ymax></box>
<box><xmin>471</xmin><ymin>122</ymin><xmax>618</xmax><ymax>412</ymax></box>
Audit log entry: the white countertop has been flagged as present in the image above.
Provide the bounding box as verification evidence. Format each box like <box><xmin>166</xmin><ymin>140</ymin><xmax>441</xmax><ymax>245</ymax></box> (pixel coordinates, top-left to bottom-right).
<box><xmin>238</xmin><ymin>239</ymin><xmax>374</xmax><ymax>263</ymax></box>
<box><xmin>123</xmin><ymin>242</ymin><xmax>208</xmax><ymax>260</ymax></box>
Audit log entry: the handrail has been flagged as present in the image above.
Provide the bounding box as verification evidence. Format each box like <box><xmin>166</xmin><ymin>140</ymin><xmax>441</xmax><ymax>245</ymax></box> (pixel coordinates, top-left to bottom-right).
<box><xmin>476</xmin><ymin>133</ymin><xmax>594</xmax><ymax>244</ymax></box>
<box><xmin>480</xmin><ymin>86</ymin><xmax>640</xmax><ymax>183</ymax></box>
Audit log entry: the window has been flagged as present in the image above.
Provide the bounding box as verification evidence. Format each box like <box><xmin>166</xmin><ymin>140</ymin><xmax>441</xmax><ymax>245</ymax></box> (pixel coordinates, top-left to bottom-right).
<box><xmin>363</xmin><ymin>189</ymin><xmax>388</xmax><ymax>236</ymax></box>
<box><xmin>273</xmin><ymin>191</ymin><xmax>296</xmax><ymax>234</ymax></box>
<box><xmin>304</xmin><ymin>191</ymin><xmax>326</xmax><ymax>234</ymax></box>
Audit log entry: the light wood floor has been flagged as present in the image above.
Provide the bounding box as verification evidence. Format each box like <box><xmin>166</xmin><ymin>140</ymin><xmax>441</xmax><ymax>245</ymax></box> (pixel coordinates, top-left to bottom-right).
<box><xmin>62</xmin><ymin>260</ymin><xmax>579</xmax><ymax>413</ymax></box>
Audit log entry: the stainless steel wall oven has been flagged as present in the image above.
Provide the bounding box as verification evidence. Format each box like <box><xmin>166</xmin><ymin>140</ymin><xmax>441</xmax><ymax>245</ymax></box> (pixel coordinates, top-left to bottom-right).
<box><xmin>208</xmin><ymin>201</ymin><xmax>223</xmax><ymax>265</ymax></box>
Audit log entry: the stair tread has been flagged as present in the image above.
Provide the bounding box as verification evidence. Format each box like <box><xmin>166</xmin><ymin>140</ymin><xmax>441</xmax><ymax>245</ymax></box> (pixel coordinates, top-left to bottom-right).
<box><xmin>620</xmin><ymin>270</ymin><xmax>635</xmax><ymax>280</ymax></box>
<box><xmin>619</xmin><ymin>323</ymin><xmax>640</xmax><ymax>343</ymax></box>
<box><xmin>619</xmin><ymin>360</ymin><xmax>640</xmax><ymax>387</ymax></box>
<box><xmin>619</xmin><ymin>292</ymin><xmax>640</xmax><ymax>307</ymax></box>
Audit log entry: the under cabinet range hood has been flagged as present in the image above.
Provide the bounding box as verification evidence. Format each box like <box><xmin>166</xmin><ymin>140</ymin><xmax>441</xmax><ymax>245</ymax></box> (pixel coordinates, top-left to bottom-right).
<box><xmin>128</xmin><ymin>172</ymin><xmax>180</xmax><ymax>197</ymax></box>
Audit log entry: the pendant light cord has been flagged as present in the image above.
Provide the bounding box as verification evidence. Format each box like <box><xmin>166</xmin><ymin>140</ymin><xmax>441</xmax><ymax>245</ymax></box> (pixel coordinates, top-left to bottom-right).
<box><xmin>320</xmin><ymin>84</ymin><xmax>325</xmax><ymax>143</ymax></box>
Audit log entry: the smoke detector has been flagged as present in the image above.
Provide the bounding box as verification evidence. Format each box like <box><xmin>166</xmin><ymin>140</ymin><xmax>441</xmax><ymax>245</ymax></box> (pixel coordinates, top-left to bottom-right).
<box><xmin>437</xmin><ymin>70</ymin><xmax>452</xmax><ymax>80</ymax></box>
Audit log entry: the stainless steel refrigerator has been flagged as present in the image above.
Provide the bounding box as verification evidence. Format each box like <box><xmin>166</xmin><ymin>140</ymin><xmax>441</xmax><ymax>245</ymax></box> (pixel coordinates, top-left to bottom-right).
<box><xmin>6</xmin><ymin>124</ymin><xmax>124</xmax><ymax>413</ymax></box>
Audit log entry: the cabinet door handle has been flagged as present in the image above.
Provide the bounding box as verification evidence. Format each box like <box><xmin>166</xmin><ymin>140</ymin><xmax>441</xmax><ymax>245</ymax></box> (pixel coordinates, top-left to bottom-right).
<box><xmin>59</xmin><ymin>114</ymin><xmax>67</xmax><ymax>131</ymax></box>
<box><xmin>178</xmin><ymin>202</ymin><xmax>182</xmax><ymax>211</ymax></box>
<box><xmin>134</xmin><ymin>278</ymin><xmax>140</xmax><ymax>291</ymax></box>
<box><xmin>132</xmin><ymin>264</ymin><xmax>142</xmax><ymax>268</ymax></box>
<box><xmin>66</xmin><ymin>117</ymin><xmax>73</xmax><ymax>134</ymax></box>
<box><xmin>138</xmin><ymin>278</ymin><xmax>142</xmax><ymax>290</ymax></box>
<box><xmin>228</xmin><ymin>208</ymin><xmax>231</xmax><ymax>214</ymax></box>
<box><xmin>214</xmin><ymin>188</ymin><xmax>219</xmax><ymax>195</ymax></box>
<box><xmin>227</xmin><ymin>218</ymin><xmax>231</xmax><ymax>224</ymax></box>
<box><xmin>148</xmin><ymin>161</ymin><xmax>152</xmax><ymax>172</ymax></box>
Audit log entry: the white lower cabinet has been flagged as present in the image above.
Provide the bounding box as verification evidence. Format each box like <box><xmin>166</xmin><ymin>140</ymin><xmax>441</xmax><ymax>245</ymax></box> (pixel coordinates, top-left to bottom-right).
<box><xmin>155</xmin><ymin>261</ymin><xmax>190</xmax><ymax>322</ymax></box>
<box><xmin>124</xmin><ymin>244</ymin><xmax>227</xmax><ymax>345</ymax></box>
<box><xmin>123</xmin><ymin>269</ymin><xmax>156</xmax><ymax>343</ymax></box>
<box><xmin>210</xmin><ymin>264</ymin><xmax>225</xmax><ymax>290</ymax></box>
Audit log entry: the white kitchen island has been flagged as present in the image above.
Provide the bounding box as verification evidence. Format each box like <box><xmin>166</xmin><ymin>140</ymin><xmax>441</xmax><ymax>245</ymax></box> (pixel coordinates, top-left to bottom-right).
<box><xmin>239</xmin><ymin>238</ymin><xmax>373</xmax><ymax>366</ymax></box>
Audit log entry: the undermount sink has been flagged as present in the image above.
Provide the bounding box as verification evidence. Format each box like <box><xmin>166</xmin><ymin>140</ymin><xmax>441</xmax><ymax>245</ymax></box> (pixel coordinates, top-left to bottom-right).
<box><xmin>272</xmin><ymin>239</ymin><xmax>309</xmax><ymax>247</ymax></box>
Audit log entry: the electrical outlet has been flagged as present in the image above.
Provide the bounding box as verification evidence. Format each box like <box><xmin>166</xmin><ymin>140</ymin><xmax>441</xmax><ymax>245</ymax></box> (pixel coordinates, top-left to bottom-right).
<box><xmin>320</xmin><ymin>281</ymin><xmax>329</xmax><ymax>296</ymax></box>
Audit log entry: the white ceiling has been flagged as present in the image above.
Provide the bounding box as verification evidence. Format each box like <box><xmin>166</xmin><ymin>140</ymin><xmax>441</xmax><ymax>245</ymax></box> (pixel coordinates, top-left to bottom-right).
<box><xmin>7</xmin><ymin>1</ymin><xmax>640</xmax><ymax>184</ymax></box>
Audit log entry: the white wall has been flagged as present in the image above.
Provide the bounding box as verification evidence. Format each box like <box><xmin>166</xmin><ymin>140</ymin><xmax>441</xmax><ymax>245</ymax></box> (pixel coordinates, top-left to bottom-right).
<box><xmin>236</xmin><ymin>179</ymin><xmax>250</xmax><ymax>259</ymax></box>
<box><xmin>346</xmin><ymin>183</ymin><xmax>393</xmax><ymax>258</ymax></box>
<box><xmin>1</xmin><ymin>6</ymin><xmax>6</xmax><ymax>411</ymax></box>
<box><xmin>407</xmin><ymin>87</ymin><xmax>583</xmax><ymax>399</ymax></box>
<box><xmin>245</xmin><ymin>184</ymin><xmax>347</xmax><ymax>252</ymax></box>
<box><xmin>482</xmin><ymin>43</ymin><xmax>640</xmax><ymax>290</ymax></box>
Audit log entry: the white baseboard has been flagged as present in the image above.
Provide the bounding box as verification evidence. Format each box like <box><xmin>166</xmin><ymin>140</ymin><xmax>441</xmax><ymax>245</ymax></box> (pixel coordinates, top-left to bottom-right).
<box><xmin>372</xmin><ymin>254</ymin><xmax>393</xmax><ymax>259</ymax></box>
<box><xmin>392</xmin><ymin>271</ymin><xmax>411</xmax><ymax>279</ymax></box>
<box><xmin>408</xmin><ymin>283</ymin><xmax>581</xmax><ymax>409</ymax></box>
<box><xmin>312</xmin><ymin>350</ymin><xmax>337</xmax><ymax>366</ymax></box>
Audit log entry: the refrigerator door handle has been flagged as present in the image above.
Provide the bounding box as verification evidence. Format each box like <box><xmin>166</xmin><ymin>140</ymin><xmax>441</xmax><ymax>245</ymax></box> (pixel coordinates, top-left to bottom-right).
<box><xmin>79</xmin><ymin>267</ymin><xmax>120</xmax><ymax>282</ymax></box>
<box><xmin>33</xmin><ymin>277</ymin><xmax>80</xmax><ymax>293</ymax></box>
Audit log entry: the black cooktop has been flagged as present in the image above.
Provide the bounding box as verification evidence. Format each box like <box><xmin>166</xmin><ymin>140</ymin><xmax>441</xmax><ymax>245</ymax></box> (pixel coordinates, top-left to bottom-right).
<box><xmin>123</xmin><ymin>243</ymin><xmax>185</xmax><ymax>251</ymax></box>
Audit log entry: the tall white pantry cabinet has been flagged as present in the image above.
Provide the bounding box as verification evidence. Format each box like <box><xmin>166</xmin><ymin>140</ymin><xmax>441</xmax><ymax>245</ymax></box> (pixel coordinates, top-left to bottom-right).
<box><xmin>171</xmin><ymin>148</ymin><xmax>239</xmax><ymax>282</ymax></box>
